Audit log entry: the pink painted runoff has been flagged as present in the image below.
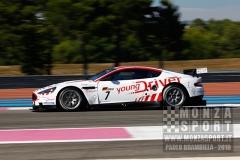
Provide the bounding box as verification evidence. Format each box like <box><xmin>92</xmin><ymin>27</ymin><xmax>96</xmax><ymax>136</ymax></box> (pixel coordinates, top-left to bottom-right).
<box><xmin>0</xmin><ymin>128</ymin><xmax>131</xmax><ymax>141</ymax></box>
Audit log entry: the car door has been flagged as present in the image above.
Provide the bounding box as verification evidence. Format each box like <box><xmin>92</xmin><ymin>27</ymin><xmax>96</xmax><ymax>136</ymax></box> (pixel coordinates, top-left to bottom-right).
<box><xmin>97</xmin><ymin>69</ymin><xmax>149</xmax><ymax>104</ymax></box>
<box><xmin>135</xmin><ymin>70</ymin><xmax>162</xmax><ymax>102</ymax></box>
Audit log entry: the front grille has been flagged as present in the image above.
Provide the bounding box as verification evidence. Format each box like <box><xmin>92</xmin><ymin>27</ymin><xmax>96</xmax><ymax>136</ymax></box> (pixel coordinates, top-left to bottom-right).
<box><xmin>32</xmin><ymin>93</ymin><xmax>37</xmax><ymax>102</ymax></box>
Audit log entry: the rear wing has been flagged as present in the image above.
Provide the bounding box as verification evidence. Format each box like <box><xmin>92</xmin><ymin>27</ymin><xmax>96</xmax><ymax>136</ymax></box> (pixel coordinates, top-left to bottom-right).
<box><xmin>183</xmin><ymin>68</ymin><xmax>208</xmax><ymax>77</ymax></box>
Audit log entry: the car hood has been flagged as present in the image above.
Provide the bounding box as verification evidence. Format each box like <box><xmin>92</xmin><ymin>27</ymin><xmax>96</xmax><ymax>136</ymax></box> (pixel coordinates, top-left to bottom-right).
<box><xmin>59</xmin><ymin>79</ymin><xmax>93</xmax><ymax>84</ymax></box>
<box><xmin>34</xmin><ymin>79</ymin><xmax>94</xmax><ymax>93</ymax></box>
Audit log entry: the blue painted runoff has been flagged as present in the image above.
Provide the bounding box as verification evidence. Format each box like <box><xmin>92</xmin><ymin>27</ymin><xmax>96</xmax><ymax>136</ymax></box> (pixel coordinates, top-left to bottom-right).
<box><xmin>0</xmin><ymin>98</ymin><xmax>32</xmax><ymax>107</ymax></box>
<box><xmin>203</xmin><ymin>96</ymin><xmax>240</xmax><ymax>104</ymax></box>
<box><xmin>0</xmin><ymin>96</ymin><xmax>240</xmax><ymax>107</ymax></box>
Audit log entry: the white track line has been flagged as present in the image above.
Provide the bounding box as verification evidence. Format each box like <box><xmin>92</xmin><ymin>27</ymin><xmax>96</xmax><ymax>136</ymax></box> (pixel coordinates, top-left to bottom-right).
<box><xmin>207</xmin><ymin>104</ymin><xmax>240</xmax><ymax>107</ymax></box>
<box><xmin>0</xmin><ymin>124</ymin><xmax>239</xmax><ymax>144</ymax></box>
<box><xmin>126</xmin><ymin>124</ymin><xmax>240</xmax><ymax>140</ymax></box>
<box><xmin>7</xmin><ymin>107</ymin><xmax>31</xmax><ymax>110</ymax></box>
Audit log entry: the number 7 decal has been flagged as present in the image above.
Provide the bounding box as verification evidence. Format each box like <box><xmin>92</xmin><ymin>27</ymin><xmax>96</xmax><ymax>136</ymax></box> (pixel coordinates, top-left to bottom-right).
<box><xmin>105</xmin><ymin>90</ymin><xmax>110</xmax><ymax>100</ymax></box>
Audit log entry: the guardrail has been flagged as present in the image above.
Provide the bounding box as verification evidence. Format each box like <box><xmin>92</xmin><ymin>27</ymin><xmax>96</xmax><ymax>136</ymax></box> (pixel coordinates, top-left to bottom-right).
<box><xmin>0</xmin><ymin>72</ymin><xmax>239</xmax><ymax>89</ymax></box>
<box><xmin>0</xmin><ymin>75</ymin><xmax>89</xmax><ymax>89</ymax></box>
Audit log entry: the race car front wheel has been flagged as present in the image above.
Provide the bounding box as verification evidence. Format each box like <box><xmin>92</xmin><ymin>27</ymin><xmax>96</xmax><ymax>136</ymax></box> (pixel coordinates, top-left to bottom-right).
<box><xmin>58</xmin><ymin>87</ymin><xmax>82</xmax><ymax>111</ymax></box>
<box><xmin>162</xmin><ymin>84</ymin><xmax>188</xmax><ymax>107</ymax></box>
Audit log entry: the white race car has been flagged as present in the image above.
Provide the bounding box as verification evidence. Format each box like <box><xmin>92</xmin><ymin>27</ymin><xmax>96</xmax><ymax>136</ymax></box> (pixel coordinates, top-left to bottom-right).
<box><xmin>32</xmin><ymin>66</ymin><xmax>207</xmax><ymax>111</ymax></box>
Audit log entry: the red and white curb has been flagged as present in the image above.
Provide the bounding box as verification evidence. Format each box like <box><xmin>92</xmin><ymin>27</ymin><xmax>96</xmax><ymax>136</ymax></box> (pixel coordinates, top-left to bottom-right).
<box><xmin>0</xmin><ymin>124</ymin><xmax>240</xmax><ymax>144</ymax></box>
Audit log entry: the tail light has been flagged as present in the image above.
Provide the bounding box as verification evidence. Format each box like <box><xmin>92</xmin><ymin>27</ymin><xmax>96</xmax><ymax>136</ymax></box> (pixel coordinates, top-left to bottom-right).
<box><xmin>32</xmin><ymin>93</ymin><xmax>37</xmax><ymax>102</ymax></box>
<box><xmin>194</xmin><ymin>81</ymin><xmax>203</xmax><ymax>87</ymax></box>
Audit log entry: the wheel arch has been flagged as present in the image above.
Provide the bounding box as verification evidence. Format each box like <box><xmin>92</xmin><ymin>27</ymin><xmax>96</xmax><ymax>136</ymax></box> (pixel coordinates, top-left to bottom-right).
<box><xmin>162</xmin><ymin>82</ymin><xmax>190</xmax><ymax>102</ymax></box>
<box><xmin>56</xmin><ymin>86</ymin><xmax>89</xmax><ymax>107</ymax></box>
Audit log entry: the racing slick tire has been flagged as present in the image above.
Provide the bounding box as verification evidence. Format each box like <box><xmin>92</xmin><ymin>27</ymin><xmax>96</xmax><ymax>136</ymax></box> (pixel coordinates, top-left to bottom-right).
<box><xmin>57</xmin><ymin>87</ymin><xmax>83</xmax><ymax>111</ymax></box>
<box><xmin>162</xmin><ymin>84</ymin><xmax>188</xmax><ymax>107</ymax></box>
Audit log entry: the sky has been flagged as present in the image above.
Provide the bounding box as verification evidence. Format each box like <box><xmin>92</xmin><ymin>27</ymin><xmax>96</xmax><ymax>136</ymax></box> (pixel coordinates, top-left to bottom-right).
<box><xmin>151</xmin><ymin>0</ymin><xmax>240</xmax><ymax>21</ymax></box>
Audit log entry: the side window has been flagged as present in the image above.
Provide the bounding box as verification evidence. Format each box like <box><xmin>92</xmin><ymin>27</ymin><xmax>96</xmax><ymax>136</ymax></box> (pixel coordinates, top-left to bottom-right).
<box><xmin>147</xmin><ymin>71</ymin><xmax>161</xmax><ymax>78</ymax></box>
<box><xmin>112</xmin><ymin>70</ymin><xmax>148</xmax><ymax>80</ymax></box>
<box><xmin>132</xmin><ymin>70</ymin><xmax>148</xmax><ymax>79</ymax></box>
<box><xmin>101</xmin><ymin>69</ymin><xmax>161</xmax><ymax>81</ymax></box>
<box><xmin>113</xmin><ymin>71</ymin><xmax>135</xmax><ymax>80</ymax></box>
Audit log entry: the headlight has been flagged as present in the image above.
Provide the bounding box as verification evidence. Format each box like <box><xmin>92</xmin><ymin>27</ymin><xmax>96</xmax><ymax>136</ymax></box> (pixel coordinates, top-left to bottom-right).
<box><xmin>38</xmin><ymin>87</ymin><xmax>57</xmax><ymax>95</ymax></box>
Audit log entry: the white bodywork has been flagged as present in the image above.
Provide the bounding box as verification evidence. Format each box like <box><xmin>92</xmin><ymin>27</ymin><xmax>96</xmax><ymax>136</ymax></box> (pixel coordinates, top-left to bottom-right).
<box><xmin>32</xmin><ymin>67</ymin><xmax>205</xmax><ymax>107</ymax></box>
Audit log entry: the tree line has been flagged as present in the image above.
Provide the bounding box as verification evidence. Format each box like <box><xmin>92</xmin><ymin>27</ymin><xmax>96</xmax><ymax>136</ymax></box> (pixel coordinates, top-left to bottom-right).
<box><xmin>0</xmin><ymin>0</ymin><xmax>239</xmax><ymax>75</ymax></box>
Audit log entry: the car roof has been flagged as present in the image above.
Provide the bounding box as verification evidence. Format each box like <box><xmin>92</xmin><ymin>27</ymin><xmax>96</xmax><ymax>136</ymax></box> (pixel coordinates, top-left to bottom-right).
<box><xmin>114</xmin><ymin>66</ymin><xmax>162</xmax><ymax>71</ymax></box>
<box><xmin>93</xmin><ymin>66</ymin><xmax>163</xmax><ymax>81</ymax></box>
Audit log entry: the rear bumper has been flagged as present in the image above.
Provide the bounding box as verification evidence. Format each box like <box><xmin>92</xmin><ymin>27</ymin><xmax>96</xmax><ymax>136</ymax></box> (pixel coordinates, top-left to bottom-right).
<box><xmin>189</xmin><ymin>95</ymin><xmax>206</xmax><ymax>106</ymax></box>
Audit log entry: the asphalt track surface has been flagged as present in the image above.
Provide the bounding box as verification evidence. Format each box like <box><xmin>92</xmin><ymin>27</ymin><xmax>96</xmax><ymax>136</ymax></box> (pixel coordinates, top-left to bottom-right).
<box><xmin>0</xmin><ymin>72</ymin><xmax>240</xmax><ymax>89</ymax></box>
<box><xmin>1</xmin><ymin>106</ymin><xmax>240</xmax><ymax>160</ymax></box>
<box><xmin>0</xmin><ymin>72</ymin><xmax>239</xmax><ymax>159</ymax></box>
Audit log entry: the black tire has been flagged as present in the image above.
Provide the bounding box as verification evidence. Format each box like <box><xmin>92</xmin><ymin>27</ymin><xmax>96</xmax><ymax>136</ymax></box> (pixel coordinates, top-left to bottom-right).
<box><xmin>162</xmin><ymin>84</ymin><xmax>188</xmax><ymax>107</ymax></box>
<box><xmin>58</xmin><ymin>87</ymin><xmax>82</xmax><ymax>111</ymax></box>
<box><xmin>82</xmin><ymin>98</ymin><xmax>92</xmax><ymax>111</ymax></box>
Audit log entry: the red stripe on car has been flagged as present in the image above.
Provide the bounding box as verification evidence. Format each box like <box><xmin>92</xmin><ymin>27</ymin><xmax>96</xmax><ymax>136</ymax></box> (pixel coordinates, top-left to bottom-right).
<box><xmin>157</xmin><ymin>92</ymin><xmax>162</xmax><ymax>101</ymax></box>
<box><xmin>150</xmin><ymin>93</ymin><xmax>157</xmax><ymax>101</ymax></box>
<box><xmin>145</xmin><ymin>95</ymin><xmax>150</xmax><ymax>102</ymax></box>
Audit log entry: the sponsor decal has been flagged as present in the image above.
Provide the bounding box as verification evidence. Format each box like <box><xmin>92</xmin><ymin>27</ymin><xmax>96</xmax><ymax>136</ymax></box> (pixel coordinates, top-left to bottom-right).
<box><xmin>135</xmin><ymin>92</ymin><xmax>162</xmax><ymax>102</ymax></box>
<box><xmin>102</xmin><ymin>87</ymin><xmax>114</xmax><ymax>92</ymax></box>
<box><xmin>134</xmin><ymin>81</ymin><xmax>147</xmax><ymax>94</ymax></box>
<box><xmin>117</xmin><ymin>84</ymin><xmax>141</xmax><ymax>94</ymax></box>
<box><xmin>102</xmin><ymin>87</ymin><xmax>108</xmax><ymax>92</ymax></box>
<box><xmin>85</xmin><ymin>89</ymin><xmax>97</xmax><ymax>93</ymax></box>
<box><xmin>102</xmin><ymin>88</ymin><xmax>113</xmax><ymax>100</ymax></box>
<box><xmin>46</xmin><ymin>98</ymin><xmax>55</xmax><ymax>101</ymax></box>
<box><xmin>117</xmin><ymin>78</ymin><xmax>181</xmax><ymax>94</ymax></box>
<box><xmin>43</xmin><ymin>102</ymin><xmax>55</xmax><ymax>105</ymax></box>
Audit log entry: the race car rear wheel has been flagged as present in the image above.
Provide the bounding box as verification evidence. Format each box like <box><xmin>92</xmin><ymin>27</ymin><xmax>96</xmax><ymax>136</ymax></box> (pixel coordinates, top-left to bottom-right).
<box><xmin>58</xmin><ymin>87</ymin><xmax>82</xmax><ymax>111</ymax></box>
<box><xmin>162</xmin><ymin>84</ymin><xmax>188</xmax><ymax>107</ymax></box>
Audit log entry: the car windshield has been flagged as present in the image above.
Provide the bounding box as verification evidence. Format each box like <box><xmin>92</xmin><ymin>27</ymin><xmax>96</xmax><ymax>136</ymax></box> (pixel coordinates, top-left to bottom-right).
<box><xmin>87</xmin><ymin>68</ymin><xmax>116</xmax><ymax>81</ymax></box>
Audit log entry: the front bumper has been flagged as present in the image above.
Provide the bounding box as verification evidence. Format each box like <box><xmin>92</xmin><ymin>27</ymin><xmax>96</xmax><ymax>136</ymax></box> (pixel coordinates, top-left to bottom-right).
<box><xmin>32</xmin><ymin>102</ymin><xmax>57</xmax><ymax>111</ymax></box>
<box><xmin>32</xmin><ymin>92</ymin><xmax>57</xmax><ymax>110</ymax></box>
